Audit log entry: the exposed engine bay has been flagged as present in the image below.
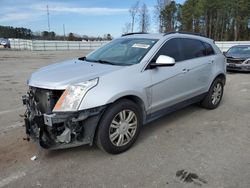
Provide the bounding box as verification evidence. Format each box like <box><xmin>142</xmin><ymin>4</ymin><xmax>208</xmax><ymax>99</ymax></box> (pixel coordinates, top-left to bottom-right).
<box><xmin>22</xmin><ymin>87</ymin><xmax>105</xmax><ymax>149</ymax></box>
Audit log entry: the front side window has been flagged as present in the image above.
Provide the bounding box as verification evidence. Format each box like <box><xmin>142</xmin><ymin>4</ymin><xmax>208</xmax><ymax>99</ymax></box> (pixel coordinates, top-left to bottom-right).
<box><xmin>152</xmin><ymin>38</ymin><xmax>182</xmax><ymax>62</ymax></box>
<box><xmin>86</xmin><ymin>38</ymin><xmax>158</xmax><ymax>66</ymax></box>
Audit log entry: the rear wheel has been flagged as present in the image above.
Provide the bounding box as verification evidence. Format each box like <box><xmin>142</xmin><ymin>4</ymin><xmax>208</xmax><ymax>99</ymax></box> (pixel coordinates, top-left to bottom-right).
<box><xmin>200</xmin><ymin>78</ymin><xmax>224</xmax><ymax>109</ymax></box>
<box><xmin>96</xmin><ymin>99</ymin><xmax>142</xmax><ymax>154</ymax></box>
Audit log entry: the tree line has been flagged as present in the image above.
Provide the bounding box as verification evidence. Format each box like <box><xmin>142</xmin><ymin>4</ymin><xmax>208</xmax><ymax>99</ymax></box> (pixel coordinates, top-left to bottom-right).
<box><xmin>160</xmin><ymin>0</ymin><xmax>250</xmax><ymax>41</ymax></box>
<box><xmin>125</xmin><ymin>0</ymin><xmax>250</xmax><ymax>41</ymax></box>
<box><xmin>0</xmin><ymin>26</ymin><xmax>32</xmax><ymax>39</ymax></box>
<box><xmin>1</xmin><ymin>0</ymin><xmax>249</xmax><ymax>41</ymax></box>
<box><xmin>0</xmin><ymin>25</ymin><xmax>113</xmax><ymax>41</ymax></box>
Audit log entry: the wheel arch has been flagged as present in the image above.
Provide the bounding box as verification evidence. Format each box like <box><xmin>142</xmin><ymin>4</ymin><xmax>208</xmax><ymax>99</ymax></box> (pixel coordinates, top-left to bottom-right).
<box><xmin>106</xmin><ymin>95</ymin><xmax>147</xmax><ymax>124</ymax></box>
<box><xmin>119</xmin><ymin>95</ymin><xmax>146</xmax><ymax>119</ymax></box>
<box><xmin>214</xmin><ymin>73</ymin><xmax>226</xmax><ymax>85</ymax></box>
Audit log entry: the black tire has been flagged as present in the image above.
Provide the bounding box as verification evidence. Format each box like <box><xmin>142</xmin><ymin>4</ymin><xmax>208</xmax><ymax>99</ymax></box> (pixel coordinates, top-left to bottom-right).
<box><xmin>200</xmin><ymin>78</ymin><xmax>224</xmax><ymax>109</ymax></box>
<box><xmin>96</xmin><ymin>99</ymin><xmax>142</xmax><ymax>154</ymax></box>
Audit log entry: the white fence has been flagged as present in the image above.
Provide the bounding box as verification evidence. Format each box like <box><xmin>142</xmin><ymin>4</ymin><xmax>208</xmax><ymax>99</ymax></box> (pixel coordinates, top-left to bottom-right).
<box><xmin>9</xmin><ymin>39</ymin><xmax>108</xmax><ymax>51</ymax></box>
<box><xmin>9</xmin><ymin>39</ymin><xmax>33</xmax><ymax>50</ymax></box>
<box><xmin>8</xmin><ymin>38</ymin><xmax>250</xmax><ymax>52</ymax></box>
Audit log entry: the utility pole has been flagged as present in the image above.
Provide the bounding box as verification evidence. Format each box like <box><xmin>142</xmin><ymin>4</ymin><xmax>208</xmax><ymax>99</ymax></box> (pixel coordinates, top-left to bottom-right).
<box><xmin>63</xmin><ymin>24</ymin><xmax>66</xmax><ymax>41</ymax></box>
<box><xmin>47</xmin><ymin>4</ymin><xmax>50</xmax><ymax>32</ymax></box>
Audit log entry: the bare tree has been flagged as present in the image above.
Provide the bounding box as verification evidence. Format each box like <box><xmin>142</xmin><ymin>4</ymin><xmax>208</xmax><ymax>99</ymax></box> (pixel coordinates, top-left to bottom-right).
<box><xmin>138</xmin><ymin>3</ymin><xmax>150</xmax><ymax>33</ymax></box>
<box><xmin>122</xmin><ymin>22</ymin><xmax>132</xmax><ymax>34</ymax></box>
<box><xmin>129</xmin><ymin>1</ymin><xmax>140</xmax><ymax>33</ymax></box>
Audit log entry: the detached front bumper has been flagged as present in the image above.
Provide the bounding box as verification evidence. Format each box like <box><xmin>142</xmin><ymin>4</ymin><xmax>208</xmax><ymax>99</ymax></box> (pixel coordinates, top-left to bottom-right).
<box><xmin>227</xmin><ymin>63</ymin><xmax>250</xmax><ymax>72</ymax></box>
<box><xmin>23</xmin><ymin>94</ymin><xmax>105</xmax><ymax>149</ymax></box>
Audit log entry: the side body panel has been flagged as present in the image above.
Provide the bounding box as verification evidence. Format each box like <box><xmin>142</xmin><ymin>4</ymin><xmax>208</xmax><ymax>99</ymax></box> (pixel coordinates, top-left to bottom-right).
<box><xmin>78</xmin><ymin>63</ymin><xmax>151</xmax><ymax>112</ymax></box>
<box><xmin>147</xmin><ymin>63</ymin><xmax>191</xmax><ymax>113</ymax></box>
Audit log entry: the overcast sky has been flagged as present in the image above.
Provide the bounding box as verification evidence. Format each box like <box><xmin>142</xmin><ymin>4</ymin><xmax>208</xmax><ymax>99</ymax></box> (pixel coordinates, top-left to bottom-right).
<box><xmin>0</xmin><ymin>0</ymin><xmax>185</xmax><ymax>37</ymax></box>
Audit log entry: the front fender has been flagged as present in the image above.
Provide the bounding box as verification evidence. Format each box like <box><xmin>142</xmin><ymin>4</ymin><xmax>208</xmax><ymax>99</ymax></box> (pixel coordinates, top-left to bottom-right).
<box><xmin>78</xmin><ymin>87</ymin><xmax>148</xmax><ymax>111</ymax></box>
<box><xmin>78</xmin><ymin>64</ymin><xmax>151</xmax><ymax>111</ymax></box>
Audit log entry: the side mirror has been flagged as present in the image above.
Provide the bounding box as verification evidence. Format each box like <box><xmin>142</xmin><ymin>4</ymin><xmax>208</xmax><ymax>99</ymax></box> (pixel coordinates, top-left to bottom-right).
<box><xmin>223</xmin><ymin>52</ymin><xmax>226</xmax><ymax>56</ymax></box>
<box><xmin>150</xmin><ymin>55</ymin><xmax>176</xmax><ymax>68</ymax></box>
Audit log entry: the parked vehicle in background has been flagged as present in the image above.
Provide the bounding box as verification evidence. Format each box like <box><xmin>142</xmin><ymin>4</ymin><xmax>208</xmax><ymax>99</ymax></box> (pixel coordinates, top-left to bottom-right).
<box><xmin>0</xmin><ymin>38</ymin><xmax>11</xmax><ymax>48</ymax></box>
<box><xmin>0</xmin><ymin>38</ymin><xmax>3</xmax><ymax>48</ymax></box>
<box><xmin>22</xmin><ymin>32</ymin><xmax>226</xmax><ymax>154</ymax></box>
<box><xmin>225</xmin><ymin>45</ymin><xmax>250</xmax><ymax>72</ymax></box>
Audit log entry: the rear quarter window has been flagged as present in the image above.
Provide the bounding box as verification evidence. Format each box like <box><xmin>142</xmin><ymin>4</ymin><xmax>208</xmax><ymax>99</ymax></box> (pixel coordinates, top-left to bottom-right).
<box><xmin>203</xmin><ymin>42</ymin><xmax>215</xmax><ymax>56</ymax></box>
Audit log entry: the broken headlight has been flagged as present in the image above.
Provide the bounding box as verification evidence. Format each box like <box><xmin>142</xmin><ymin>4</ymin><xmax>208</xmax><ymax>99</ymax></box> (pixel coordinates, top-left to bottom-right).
<box><xmin>53</xmin><ymin>78</ymin><xmax>98</xmax><ymax>112</ymax></box>
<box><xmin>243</xmin><ymin>58</ymin><xmax>250</xmax><ymax>64</ymax></box>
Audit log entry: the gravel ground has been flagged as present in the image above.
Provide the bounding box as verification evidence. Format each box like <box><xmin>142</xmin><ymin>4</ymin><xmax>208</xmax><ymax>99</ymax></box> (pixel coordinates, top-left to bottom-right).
<box><xmin>0</xmin><ymin>50</ymin><xmax>249</xmax><ymax>188</ymax></box>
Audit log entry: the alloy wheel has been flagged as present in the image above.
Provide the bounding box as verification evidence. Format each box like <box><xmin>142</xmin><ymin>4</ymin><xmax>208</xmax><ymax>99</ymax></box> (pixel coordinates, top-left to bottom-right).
<box><xmin>211</xmin><ymin>83</ymin><xmax>222</xmax><ymax>105</ymax></box>
<box><xmin>109</xmin><ymin>110</ymin><xmax>138</xmax><ymax>147</ymax></box>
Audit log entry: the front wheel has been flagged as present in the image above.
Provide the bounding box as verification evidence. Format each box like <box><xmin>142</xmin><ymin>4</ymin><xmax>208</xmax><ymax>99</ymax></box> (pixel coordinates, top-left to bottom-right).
<box><xmin>96</xmin><ymin>99</ymin><xmax>142</xmax><ymax>154</ymax></box>
<box><xmin>200</xmin><ymin>78</ymin><xmax>224</xmax><ymax>109</ymax></box>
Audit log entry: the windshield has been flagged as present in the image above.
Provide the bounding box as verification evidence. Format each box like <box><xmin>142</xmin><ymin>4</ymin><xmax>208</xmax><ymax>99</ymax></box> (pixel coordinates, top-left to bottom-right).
<box><xmin>227</xmin><ymin>46</ymin><xmax>250</xmax><ymax>55</ymax></box>
<box><xmin>86</xmin><ymin>38</ymin><xmax>158</xmax><ymax>66</ymax></box>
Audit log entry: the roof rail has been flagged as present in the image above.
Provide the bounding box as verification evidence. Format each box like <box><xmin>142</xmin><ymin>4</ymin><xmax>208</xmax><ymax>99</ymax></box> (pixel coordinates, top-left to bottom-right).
<box><xmin>122</xmin><ymin>32</ymin><xmax>148</xmax><ymax>37</ymax></box>
<box><xmin>164</xmin><ymin>31</ymin><xmax>207</xmax><ymax>38</ymax></box>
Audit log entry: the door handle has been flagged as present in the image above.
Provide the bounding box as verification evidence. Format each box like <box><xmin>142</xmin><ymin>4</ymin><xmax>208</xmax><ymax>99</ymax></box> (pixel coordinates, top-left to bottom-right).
<box><xmin>182</xmin><ymin>68</ymin><xmax>190</xmax><ymax>73</ymax></box>
<box><xmin>208</xmin><ymin>60</ymin><xmax>214</xmax><ymax>64</ymax></box>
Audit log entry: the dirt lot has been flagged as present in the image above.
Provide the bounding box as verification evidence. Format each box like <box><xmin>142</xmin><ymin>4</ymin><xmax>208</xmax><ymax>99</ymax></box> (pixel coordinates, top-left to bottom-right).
<box><xmin>0</xmin><ymin>50</ymin><xmax>249</xmax><ymax>188</ymax></box>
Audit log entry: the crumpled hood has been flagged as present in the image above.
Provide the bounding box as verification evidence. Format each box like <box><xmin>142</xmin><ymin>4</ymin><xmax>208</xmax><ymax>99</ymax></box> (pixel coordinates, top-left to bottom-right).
<box><xmin>28</xmin><ymin>59</ymin><xmax>123</xmax><ymax>90</ymax></box>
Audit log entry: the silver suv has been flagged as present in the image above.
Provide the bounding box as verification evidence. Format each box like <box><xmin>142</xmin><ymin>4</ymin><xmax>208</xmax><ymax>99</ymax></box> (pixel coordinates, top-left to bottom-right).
<box><xmin>22</xmin><ymin>32</ymin><xmax>226</xmax><ymax>154</ymax></box>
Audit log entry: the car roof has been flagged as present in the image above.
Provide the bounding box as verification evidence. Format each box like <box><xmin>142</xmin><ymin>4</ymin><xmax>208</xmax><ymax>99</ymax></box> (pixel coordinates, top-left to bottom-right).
<box><xmin>121</xmin><ymin>32</ymin><xmax>213</xmax><ymax>42</ymax></box>
<box><xmin>122</xmin><ymin>33</ymin><xmax>164</xmax><ymax>39</ymax></box>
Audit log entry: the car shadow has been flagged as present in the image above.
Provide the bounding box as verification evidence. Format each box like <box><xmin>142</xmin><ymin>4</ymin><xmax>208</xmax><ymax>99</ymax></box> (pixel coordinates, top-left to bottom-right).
<box><xmin>137</xmin><ymin>104</ymin><xmax>202</xmax><ymax>143</ymax></box>
<box><xmin>41</xmin><ymin>144</ymin><xmax>105</xmax><ymax>160</ymax></box>
<box><xmin>227</xmin><ymin>70</ymin><xmax>250</xmax><ymax>74</ymax></box>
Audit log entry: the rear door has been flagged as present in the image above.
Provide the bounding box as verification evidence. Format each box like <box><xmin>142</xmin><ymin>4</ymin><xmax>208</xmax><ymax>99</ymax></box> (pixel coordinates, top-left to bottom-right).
<box><xmin>178</xmin><ymin>38</ymin><xmax>214</xmax><ymax>96</ymax></box>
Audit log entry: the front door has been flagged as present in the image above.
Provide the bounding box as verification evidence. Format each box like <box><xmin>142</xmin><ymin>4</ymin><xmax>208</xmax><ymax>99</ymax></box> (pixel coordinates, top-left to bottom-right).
<box><xmin>147</xmin><ymin>38</ymin><xmax>192</xmax><ymax>113</ymax></box>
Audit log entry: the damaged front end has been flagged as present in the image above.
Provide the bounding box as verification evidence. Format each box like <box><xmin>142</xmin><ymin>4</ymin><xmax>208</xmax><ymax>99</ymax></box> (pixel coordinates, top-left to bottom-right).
<box><xmin>22</xmin><ymin>87</ymin><xmax>105</xmax><ymax>149</ymax></box>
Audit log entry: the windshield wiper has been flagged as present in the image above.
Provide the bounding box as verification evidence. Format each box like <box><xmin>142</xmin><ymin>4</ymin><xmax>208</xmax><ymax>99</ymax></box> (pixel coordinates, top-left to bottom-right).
<box><xmin>81</xmin><ymin>58</ymin><xmax>123</xmax><ymax>66</ymax></box>
<box><xmin>96</xmin><ymin>59</ymin><xmax>116</xmax><ymax>65</ymax></box>
<box><xmin>78</xmin><ymin>56</ymin><xmax>86</xmax><ymax>61</ymax></box>
<box><xmin>86</xmin><ymin>59</ymin><xmax>116</xmax><ymax>65</ymax></box>
<box><xmin>78</xmin><ymin>57</ymin><xmax>103</xmax><ymax>63</ymax></box>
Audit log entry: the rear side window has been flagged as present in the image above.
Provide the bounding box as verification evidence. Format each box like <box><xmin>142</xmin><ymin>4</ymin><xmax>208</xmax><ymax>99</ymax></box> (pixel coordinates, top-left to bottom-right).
<box><xmin>152</xmin><ymin>38</ymin><xmax>182</xmax><ymax>62</ymax></box>
<box><xmin>179</xmin><ymin>38</ymin><xmax>206</xmax><ymax>60</ymax></box>
<box><xmin>203</xmin><ymin>42</ymin><xmax>215</xmax><ymax>55</ymax></box>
